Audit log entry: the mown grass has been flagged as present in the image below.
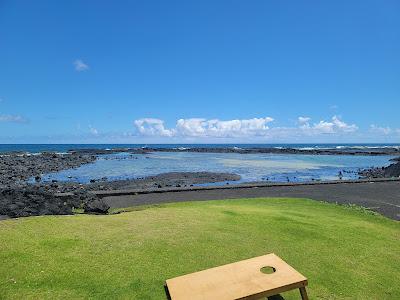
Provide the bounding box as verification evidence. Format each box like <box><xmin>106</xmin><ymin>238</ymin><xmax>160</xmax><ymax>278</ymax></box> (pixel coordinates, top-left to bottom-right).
<box><xmin>0</xmin><ymin>198</ymin><xmax>399</xmax><ymax>299</ymax></box>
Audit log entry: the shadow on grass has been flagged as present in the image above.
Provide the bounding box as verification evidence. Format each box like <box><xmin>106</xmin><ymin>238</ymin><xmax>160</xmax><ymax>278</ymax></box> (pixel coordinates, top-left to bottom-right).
<box><xmin>268</xmin><ymin>295</ymin><xmax>285</xmax><ymax>300</ymax></box>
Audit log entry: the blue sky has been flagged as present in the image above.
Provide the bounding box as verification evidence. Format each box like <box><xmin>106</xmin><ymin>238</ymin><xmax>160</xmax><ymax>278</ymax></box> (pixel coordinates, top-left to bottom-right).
<box><xmin>0</xmin><ymin>0</ymin><xmax>399</xmax><ymax>143</ymax></box>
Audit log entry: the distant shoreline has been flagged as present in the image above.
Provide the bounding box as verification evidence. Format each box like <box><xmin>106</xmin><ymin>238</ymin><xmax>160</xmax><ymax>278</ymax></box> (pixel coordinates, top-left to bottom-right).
<box><xmin>69</xmin><ymin>145</ymin><xmax>400</xmax><ymax>156</ymax></box>
<box><xmin>1</xmin><ymin>143</ymin><xmax>400</xmax><ymax>156</ymax></box>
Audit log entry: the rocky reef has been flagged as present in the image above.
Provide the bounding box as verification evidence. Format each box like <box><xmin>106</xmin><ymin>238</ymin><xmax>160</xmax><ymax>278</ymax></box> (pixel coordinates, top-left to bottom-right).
<box><xmin>359</xmin><ymin>159</ymin><xmax>400</xmax><ymax>179</ymax></box>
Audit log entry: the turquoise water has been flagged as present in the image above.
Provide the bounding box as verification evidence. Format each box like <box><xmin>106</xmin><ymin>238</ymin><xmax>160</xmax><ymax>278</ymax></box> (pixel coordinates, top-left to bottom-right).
<box><xmin>39</xmin><ymin>152</ymin><xmax>395</xmax><ymax>184</ymax></box>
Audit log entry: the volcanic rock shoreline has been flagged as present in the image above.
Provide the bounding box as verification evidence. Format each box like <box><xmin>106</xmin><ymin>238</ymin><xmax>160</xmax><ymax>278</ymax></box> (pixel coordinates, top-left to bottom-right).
<box><xmin>0</xmin><ymin>151</ymin><xmax>241</xmax><ymax>218</ymax></box>
<box><xmin>0</xmin><ymin>152</ymin><xmax>96</xmax><ymax>186</ymax></box>
<box><xmin>1</xmin><ymin>146</ymin><xmax>400</xmax><ymax>219</ymax></box>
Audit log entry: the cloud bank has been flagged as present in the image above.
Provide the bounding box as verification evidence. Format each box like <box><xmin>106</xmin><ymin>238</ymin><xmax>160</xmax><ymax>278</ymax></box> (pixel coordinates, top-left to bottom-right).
<box><xmin>299</xmin><ymin>116</ymin><xmax>358</xmax><ymax>134</ymax></box>
<box><xmin>175</xmin><ymin>117</ymin><xmax>274</xmax><ymax>138</ymax></box>
<box><xmin>134</xmin><ymin>117</ymin><xmax>274</xmax><ymax>138</ymax></box>
<box><xmin>133</xmin><ymin>116</ymin><xmax>359</xmax><ymax>140</ymax></box>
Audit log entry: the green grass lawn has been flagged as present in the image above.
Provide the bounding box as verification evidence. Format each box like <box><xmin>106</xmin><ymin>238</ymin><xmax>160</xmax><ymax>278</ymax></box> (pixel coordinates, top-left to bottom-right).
<box><xmin>0</xmin><ymin>198</ymin><xmax>399</xmax><ymax>299</ymax></box>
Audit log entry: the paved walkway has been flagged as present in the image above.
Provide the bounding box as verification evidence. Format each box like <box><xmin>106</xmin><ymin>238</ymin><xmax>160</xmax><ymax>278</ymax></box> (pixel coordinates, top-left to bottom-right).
<box><xmin>104</xmin><ymin>181</ymin><xmax>400</xmax><ymax>220</ymax></box>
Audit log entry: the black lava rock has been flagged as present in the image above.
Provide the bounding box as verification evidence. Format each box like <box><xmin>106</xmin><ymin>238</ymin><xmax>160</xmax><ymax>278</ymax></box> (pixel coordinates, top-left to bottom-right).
<box><xmin>83</xmin><ymin>198</ymin><xmax>110</xmax><ymax>215</ymax></box>
<box><xmin>0</xmin><ymin>187</ymin><xmax>73</xmax><ymax>218</ymax></box>
<box><xmin>384</xmin><ymin>161</ymin><xmax>400</xmax><ymax>177</ymax></box>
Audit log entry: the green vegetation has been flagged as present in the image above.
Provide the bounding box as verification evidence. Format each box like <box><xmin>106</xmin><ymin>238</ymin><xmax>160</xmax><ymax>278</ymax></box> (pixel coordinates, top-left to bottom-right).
<box><xmin>0</xmin><ymin>198</ymin><xmax>399</xmax><ymax>299</ymax></box>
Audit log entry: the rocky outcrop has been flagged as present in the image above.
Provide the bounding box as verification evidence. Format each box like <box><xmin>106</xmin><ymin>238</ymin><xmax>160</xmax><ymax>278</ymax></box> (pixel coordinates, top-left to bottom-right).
<box><xmin>0</xmin><ymin>152</ymin><xmax>96</xmax><ymax>186</ymax></box>
<box><xmin>0</xmin><ymin>187</ymin><xmax>110</xmax><ymax>218</ymax></box>
<box><xmin>0</xmin><ymin>187</ymin><xmax>77</xmax><ymax>217</ymax></box>
<box><xmin>384</xmin><ymin>162</ymin><xmax>400</xmax><ymax>177</ymax></box>
<box><xmin>359</xmin><ymin>160</ymin><xmax>400</xmax><ymax>179</ymax></box>
<box><xmin>83</xmin><ymin>198</ymin><xmax>110</xmax><ymax>214</ymax></box>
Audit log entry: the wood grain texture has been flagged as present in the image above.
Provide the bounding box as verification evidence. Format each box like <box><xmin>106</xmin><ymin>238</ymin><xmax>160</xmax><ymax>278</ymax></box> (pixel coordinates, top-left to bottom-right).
<box><xmin>165</xmin><ymin>253</ymin><xmax>308</xmax><ymax>300</ymax></box>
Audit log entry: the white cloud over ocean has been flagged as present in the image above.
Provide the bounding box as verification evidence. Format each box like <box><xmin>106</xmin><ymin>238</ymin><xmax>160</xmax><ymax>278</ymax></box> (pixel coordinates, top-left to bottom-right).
<box><xmin>134</xmin><ymin>117</ymin><xmax>274</xmax><ymax>138</ymax></box>
<box><xmin>299</xmin><ymin>116</ymin><xmax>358</xmax><ymax>134</ymax></box>
<box><xmin>175</xmin><ymin>117</ymin><xmax>274</xmax><ymax>138</ymax></box>
<box><xmin>133</xmin><ymin>116</ymin><xmax>359</xmax><ymax>139</ymax></box>
<box><xmin>369</xmin><ymin>125</ymin><xmax>392</xmax><ymax>135</ymax></box>
<box><xmin>134</xmin><ymin>118</ymin><xmax>175</xmax><ymax>137</ymax></box>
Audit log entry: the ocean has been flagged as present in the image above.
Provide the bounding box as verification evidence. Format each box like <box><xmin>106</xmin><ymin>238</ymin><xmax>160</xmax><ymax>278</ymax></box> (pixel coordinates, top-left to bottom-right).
<box><xmin>1</xmin><ymin>143</ymin><xmax>400</xmax><ymax>153</ymax></box>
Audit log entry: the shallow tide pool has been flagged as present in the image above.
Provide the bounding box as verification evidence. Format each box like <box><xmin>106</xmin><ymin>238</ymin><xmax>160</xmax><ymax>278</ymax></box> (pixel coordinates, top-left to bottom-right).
<box><xmin>38</xmin><ymin>152</ymin><xmax>395</xmax><ymax>184</ymax></box>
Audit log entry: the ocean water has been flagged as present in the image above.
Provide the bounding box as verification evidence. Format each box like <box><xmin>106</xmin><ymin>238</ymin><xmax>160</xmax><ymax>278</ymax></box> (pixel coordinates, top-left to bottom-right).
<box><xmin>38</xmin><ymin>151</ymin><xmax>395</xmax><ymax>184</ymax></box>
<box><xmin>1</xmin><ymin>143</ymin><xmax>400</xmax><ymax>153</ymax></box>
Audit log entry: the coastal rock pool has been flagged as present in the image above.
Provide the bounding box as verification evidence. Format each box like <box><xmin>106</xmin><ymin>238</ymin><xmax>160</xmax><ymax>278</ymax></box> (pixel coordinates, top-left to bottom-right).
<box><xmin>37</xmin><ymin>152</ymin><xmax>395</xmax><ymax>185</ymax></box>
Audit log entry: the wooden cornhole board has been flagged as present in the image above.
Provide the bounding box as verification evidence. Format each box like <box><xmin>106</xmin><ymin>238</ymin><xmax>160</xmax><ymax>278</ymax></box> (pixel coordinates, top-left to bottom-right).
<box><xmin>165</xmin><ymin>253</ymin><xmax>308</xmax><ymax>300</ymax></box>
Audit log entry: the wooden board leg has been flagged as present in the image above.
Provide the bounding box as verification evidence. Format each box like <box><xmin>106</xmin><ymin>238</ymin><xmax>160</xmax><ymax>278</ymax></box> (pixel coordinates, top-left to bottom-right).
<box><xmin>299</xmin><ymin>287</ymin><xmax>309</xmax><ymax>300</ymax></box>
<box><xmin>164</xmin><ymin>283</ymin><xmax>172</xmax><ymax>300</ymax></box>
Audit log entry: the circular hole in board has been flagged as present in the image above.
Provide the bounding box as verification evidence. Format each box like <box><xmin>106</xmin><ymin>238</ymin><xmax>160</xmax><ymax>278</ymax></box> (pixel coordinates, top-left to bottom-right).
<box><xmin>260</xmin><ymin>266</ymin><xmax>276</xmax><ymax>274</ymax></box>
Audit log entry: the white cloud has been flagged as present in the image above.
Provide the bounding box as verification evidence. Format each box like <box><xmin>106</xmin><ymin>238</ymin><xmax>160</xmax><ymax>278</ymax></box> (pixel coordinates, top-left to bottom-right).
<box><xmin>369</xmin><ymin>125</ymin><xmax>392</xmax><ymax>135</ymax></box>
<box><xmin>134</xmin><ymin>117</ymin><xmax>274</xmax><ymax>138</ymax></box>
<box><xmin>134</xmin><ymin>118</ymin><xmax>175</xmax><ymax>137</ymax></box>
<box><xmin>175</xmin><ymin>117</ymin><xmax>274</xmax><ymax>138</ymax></box>
<box><xmin>300</xmin><ymin>116</ymin><xmax>358</xmax><ymax>134</ymax></box>
<box><xmin>0</xmin><ymin>114</ymin><xmax>28</xmax><ymax>123</ymax></box>
<box><xmin>175</xmin><ymin>118</ymin><xmax>207</xmax><ymax>137</ymax></box>
<box><xmin>89</xmin><ymin>125</ymin><xmax>98</xmax><ymax>135</ymax></box>
<box><xmin>311</xmin><ymin>120</ymin><xmax>336</xmax><ymax>134</ymax></box>
<box><xmin>133</xmin><ymin>116</ymin><xmax>361</xmax><ymax>139</ymax></box>
<box><xmin>130</xmin><ymin>115</ymin><xmax>367</xmax><ymax>141</ymax></box>
<box><xmin>312</xmin><ymin>121</ymin><xmax>335</xmax><ymax>133</ymax></box>
<box><xmin>331</xmin><ymin>116</ymin><xmax>358</xmax><ymax>132</ymax></box>
<box><xmin>73</xmin><ymin>59</ymin><xmax>89</xmax><ymax>72</ymax></box>
<box><xmin>298</xmin><ymin>116</ymin><xmax>311</xmax><ymax>125</ymax></box>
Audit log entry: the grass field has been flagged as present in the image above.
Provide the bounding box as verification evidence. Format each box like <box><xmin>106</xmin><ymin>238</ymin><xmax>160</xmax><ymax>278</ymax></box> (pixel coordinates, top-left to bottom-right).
<box><xmin>0</xmin><ymin>198</ymin><xmax>399</xmax><ymax>299</ymax></box>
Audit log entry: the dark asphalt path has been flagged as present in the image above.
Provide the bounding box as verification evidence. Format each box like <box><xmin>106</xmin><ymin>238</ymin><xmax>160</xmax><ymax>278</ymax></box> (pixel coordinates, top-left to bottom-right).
<box><xmin>104</xmin><ymin>181</ymin><xmax>400</xmax><ymax>220</ymax></box>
